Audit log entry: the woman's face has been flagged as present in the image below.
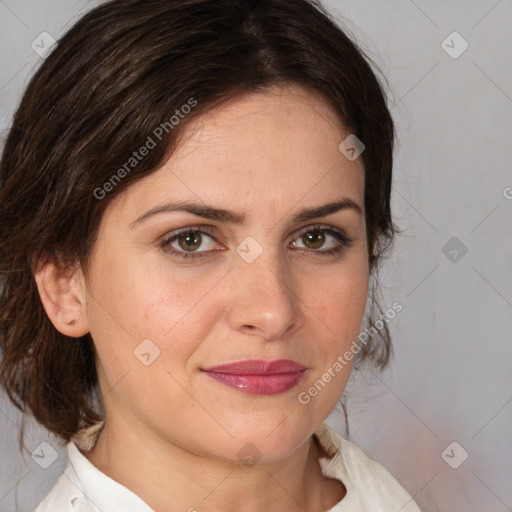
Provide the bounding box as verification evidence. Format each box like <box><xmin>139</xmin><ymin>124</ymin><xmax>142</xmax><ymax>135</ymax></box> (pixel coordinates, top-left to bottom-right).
<box><xmin>80</xmin><ymin>84</ymin><xmax>369</xmax><ymax>462</ymax></box>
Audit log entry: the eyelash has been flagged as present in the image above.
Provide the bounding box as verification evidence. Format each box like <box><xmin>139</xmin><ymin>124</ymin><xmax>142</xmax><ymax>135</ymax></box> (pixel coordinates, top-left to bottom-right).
<box><xmin>161</xmin><ymin>224</ymin><xmax>354</xmax><ymax>261</ymax></box>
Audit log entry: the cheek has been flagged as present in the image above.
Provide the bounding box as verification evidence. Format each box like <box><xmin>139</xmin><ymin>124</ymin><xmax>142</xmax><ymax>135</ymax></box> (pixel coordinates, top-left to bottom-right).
<box><xmin>310</xmin><ymin>268</ymin><xmax>368</xmax><ymax>338</ymax></box>
<box><xmin>138</xmin><ymin>264</ymin><xmax>229</xmax><ymax>344</ymax></box>
<box><xmin>86</xmin><ymin>254</ymin><xmax>226</xmax><ymax>372</ymax></box>
<box><xmin>85</xmin><ymin>265</ymin><xmax>225</xmax><ymax>414</ymax></box>
<box><xmin>296</xmin><ymin>269</ymin><xmax>368</xmax><ymax>415</ymax></box>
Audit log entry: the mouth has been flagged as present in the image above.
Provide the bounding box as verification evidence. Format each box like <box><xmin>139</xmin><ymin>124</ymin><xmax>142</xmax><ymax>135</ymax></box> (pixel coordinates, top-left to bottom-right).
<box><xmin>201</xmin><ymin>359</ymin><xmax>308</xmax><ymax>395</ymax></box>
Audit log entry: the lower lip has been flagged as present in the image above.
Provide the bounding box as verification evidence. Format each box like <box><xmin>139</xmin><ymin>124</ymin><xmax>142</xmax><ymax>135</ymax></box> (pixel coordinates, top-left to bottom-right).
<box><xmin>203</xmin><ymin>370</ymin><xmax>307</xmax><ymax>395</ymax></box>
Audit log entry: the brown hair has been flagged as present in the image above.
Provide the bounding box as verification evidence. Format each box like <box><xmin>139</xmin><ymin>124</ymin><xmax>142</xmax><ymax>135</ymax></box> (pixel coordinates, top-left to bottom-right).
<box><xmin>0</xmin><ymin>0</ymin><xmax>398</xmax><ymax>444</ymax></box>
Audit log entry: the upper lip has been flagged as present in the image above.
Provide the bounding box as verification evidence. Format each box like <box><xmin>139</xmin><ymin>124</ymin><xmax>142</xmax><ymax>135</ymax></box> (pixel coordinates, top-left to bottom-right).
<box><xmin>202</xmin><ymin>359</ymin><xmax>307</xmax><ymax>375</ymax></box>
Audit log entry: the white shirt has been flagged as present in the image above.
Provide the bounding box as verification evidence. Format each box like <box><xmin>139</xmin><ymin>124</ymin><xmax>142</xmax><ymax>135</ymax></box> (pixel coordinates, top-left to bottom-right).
<box><xmin>35</xmin><ymin>423</ymin><xmax>422</xmax><ymax>512</ymax></box>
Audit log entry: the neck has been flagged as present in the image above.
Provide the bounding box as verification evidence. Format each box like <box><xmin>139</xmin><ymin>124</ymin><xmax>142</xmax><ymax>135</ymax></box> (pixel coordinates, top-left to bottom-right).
<box><xmin>84</xmin><ymin>416</ymin><xmax>345</xmax><ymax>512</ymax></box>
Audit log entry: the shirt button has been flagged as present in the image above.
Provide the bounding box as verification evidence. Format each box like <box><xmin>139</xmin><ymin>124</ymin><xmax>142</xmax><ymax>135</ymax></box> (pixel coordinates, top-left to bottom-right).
<box><xmin>71</xmin><ymin>496</ymin><xmax>96</xmax><ymax>512</ymax></box>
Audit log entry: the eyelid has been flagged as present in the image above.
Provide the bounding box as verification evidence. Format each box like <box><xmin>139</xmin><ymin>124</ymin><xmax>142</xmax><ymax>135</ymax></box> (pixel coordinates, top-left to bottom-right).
<box><xmin>163</xmin><ymin>224</ymin><xmax>217</xmax><ymax>240</ymax></box>
<box><xmin>293</xmin><ymin>223</ymin><xmax>349</xmax><ymax>239</ymax></box>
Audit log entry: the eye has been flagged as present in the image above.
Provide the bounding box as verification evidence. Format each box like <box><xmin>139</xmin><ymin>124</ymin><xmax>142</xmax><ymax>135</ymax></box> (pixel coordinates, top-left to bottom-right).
<box><xmin>161</xmin><ymin>224</ymin><xmax>354</xmax><ymax>262</ymax></box>
<box><xmin>161</xmin><ymin>227</ymin><xmax>221</xmax><ymax>261</ymax></box>
<box><xmin>291</xmin><ymin>225</ymin><xmax>354</xmax><ymax>256</ymax></box>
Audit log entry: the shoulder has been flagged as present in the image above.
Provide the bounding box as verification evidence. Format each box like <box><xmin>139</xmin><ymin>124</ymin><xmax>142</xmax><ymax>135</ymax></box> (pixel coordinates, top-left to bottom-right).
<box><xmin>314</xmin><ymin>423</ymin><xmax>422</xmax><ymax>511</ymax></box>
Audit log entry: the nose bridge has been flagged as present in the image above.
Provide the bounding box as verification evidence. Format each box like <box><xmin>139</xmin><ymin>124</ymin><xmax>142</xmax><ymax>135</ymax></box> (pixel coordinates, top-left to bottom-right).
<box><xmin>237</xmin><ymin>240</ymin><xmax>292</xmax><ymax>304</ymax></box>
<box><xmin>227</xmin><ymin>238</ymin><xmax>302</xmax><ymax>340</ymax></box>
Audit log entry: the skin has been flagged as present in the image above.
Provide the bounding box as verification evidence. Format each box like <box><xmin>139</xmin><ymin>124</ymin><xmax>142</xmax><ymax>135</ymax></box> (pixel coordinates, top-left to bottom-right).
<box><xmin>35</xmin><ymin>83</ymin><xmax>369</xmax><ymax>512</ymax></box>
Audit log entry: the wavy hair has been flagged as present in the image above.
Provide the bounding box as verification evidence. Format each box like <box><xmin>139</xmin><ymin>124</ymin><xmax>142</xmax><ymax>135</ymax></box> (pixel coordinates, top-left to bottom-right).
<box><xmin>0</xmin><ymin>0</ymin><xmax>398</xmax><ymax>446</ymax></box>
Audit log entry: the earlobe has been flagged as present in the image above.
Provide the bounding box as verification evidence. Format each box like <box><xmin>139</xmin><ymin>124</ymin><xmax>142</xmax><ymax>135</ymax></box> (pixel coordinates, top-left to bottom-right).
<box><xmin>33</xmin><ymin>261</ymin><xmax>89</xmax><ymax>337</ymax></box>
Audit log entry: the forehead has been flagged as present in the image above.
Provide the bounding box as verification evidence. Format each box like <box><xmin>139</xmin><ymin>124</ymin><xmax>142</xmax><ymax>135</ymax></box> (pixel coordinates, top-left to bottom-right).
<box><xmin>173</xmin><ymin>84</ymin><xmax>348</xmax><ymax>166</ymax></box>
<box><xmin>107</xmin><ymin>84</ymin><xmax>365</xmax><ymax>224</ymax></box>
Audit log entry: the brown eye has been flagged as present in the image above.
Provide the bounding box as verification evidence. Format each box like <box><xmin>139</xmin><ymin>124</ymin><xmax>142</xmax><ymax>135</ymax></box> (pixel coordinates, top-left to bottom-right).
<box><xmin>291</xmin><ymin>225</ymin><xmax>354</xmax><ymax>256</ymax></box>
<box><xmin>177</xmin><ymin>231</ymin><xmax>202</xmax><ymax>252</ymax></box>
<box><xmin>162</xmin><ymin>227</ymin><xmax>219</xmax><ymax>259</ymax></box>
<box><xmin>301</xmin><ymin>230</ymin><xmax>326</xmax><ymax>249</ymax></box>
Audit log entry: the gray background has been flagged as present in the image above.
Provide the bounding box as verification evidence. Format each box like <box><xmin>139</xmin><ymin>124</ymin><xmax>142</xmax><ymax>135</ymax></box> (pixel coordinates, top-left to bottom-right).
<box><xmin>1</xmin><ymin>0</ymin><xmax>511</xmax><ymax>511</ymax></box>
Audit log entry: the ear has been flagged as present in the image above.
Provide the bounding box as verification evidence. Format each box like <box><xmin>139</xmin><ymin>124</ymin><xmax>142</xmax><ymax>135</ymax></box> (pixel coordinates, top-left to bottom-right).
<box><xmin>33</xmin><ymin>260</ymin><xmax>89</xmax><ymax>337</ymax></box>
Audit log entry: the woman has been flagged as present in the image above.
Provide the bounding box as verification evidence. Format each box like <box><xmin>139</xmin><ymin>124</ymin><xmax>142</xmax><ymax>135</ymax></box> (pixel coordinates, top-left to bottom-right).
<box><xmin>0</xmin><ymin>0</ymin><xmax>420</xmax><ymax>510</ymax></box>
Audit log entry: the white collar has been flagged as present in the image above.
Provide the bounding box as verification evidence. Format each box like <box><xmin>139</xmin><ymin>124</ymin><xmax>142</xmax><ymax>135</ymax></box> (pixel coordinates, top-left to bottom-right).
<box><xmin>63</xmin><ymin>423</ymin><xmax>355</xmax><ymax>512</ymax></box>
<box><xmin>66</xmin><ymin>441</ymin><xmax>153</xmax><ymax>512</ymax></box>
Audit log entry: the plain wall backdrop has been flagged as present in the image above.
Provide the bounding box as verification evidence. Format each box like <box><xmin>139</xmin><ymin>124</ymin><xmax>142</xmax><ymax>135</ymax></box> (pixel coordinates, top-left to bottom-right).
<box><xmin>1</xmin><ymin>1</ymin><xmax>511</xmax><ymax>511</ymax></box>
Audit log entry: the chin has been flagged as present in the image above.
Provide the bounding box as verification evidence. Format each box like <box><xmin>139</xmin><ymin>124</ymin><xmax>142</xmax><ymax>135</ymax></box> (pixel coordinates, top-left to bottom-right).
<box><xmin>211</xmin><ymin>418</ymin><xmax>315</xmax><ymax>465</ymax></box>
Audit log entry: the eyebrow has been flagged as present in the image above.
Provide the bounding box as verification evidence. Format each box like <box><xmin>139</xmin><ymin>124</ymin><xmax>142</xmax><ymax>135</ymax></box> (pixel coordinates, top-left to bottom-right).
<box><xmin>130</xmin><ymin>197</ymin><xmax>363</xmax><ymax>228</ymax></box>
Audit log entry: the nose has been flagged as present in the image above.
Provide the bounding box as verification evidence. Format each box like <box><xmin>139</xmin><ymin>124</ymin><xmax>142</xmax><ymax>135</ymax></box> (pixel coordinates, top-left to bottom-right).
<box><xmin>226</xmin><ymin>249</ymin><xmax>304</xmax><ymax>341</ymax></box>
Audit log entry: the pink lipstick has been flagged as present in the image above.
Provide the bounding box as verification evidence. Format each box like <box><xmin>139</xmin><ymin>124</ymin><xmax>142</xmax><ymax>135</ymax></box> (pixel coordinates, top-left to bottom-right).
<box><xmin>202</xmin><ymin>359</ymin><xmax>307</xmax><ymax>395</ymax></box>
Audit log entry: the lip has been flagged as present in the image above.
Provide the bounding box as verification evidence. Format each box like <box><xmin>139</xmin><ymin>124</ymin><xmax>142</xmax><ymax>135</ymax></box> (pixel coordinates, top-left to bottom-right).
<box><xmin>202</xmin><ymin>359</ymin><xmax>308</xmax><ymax>395</ymax></box>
